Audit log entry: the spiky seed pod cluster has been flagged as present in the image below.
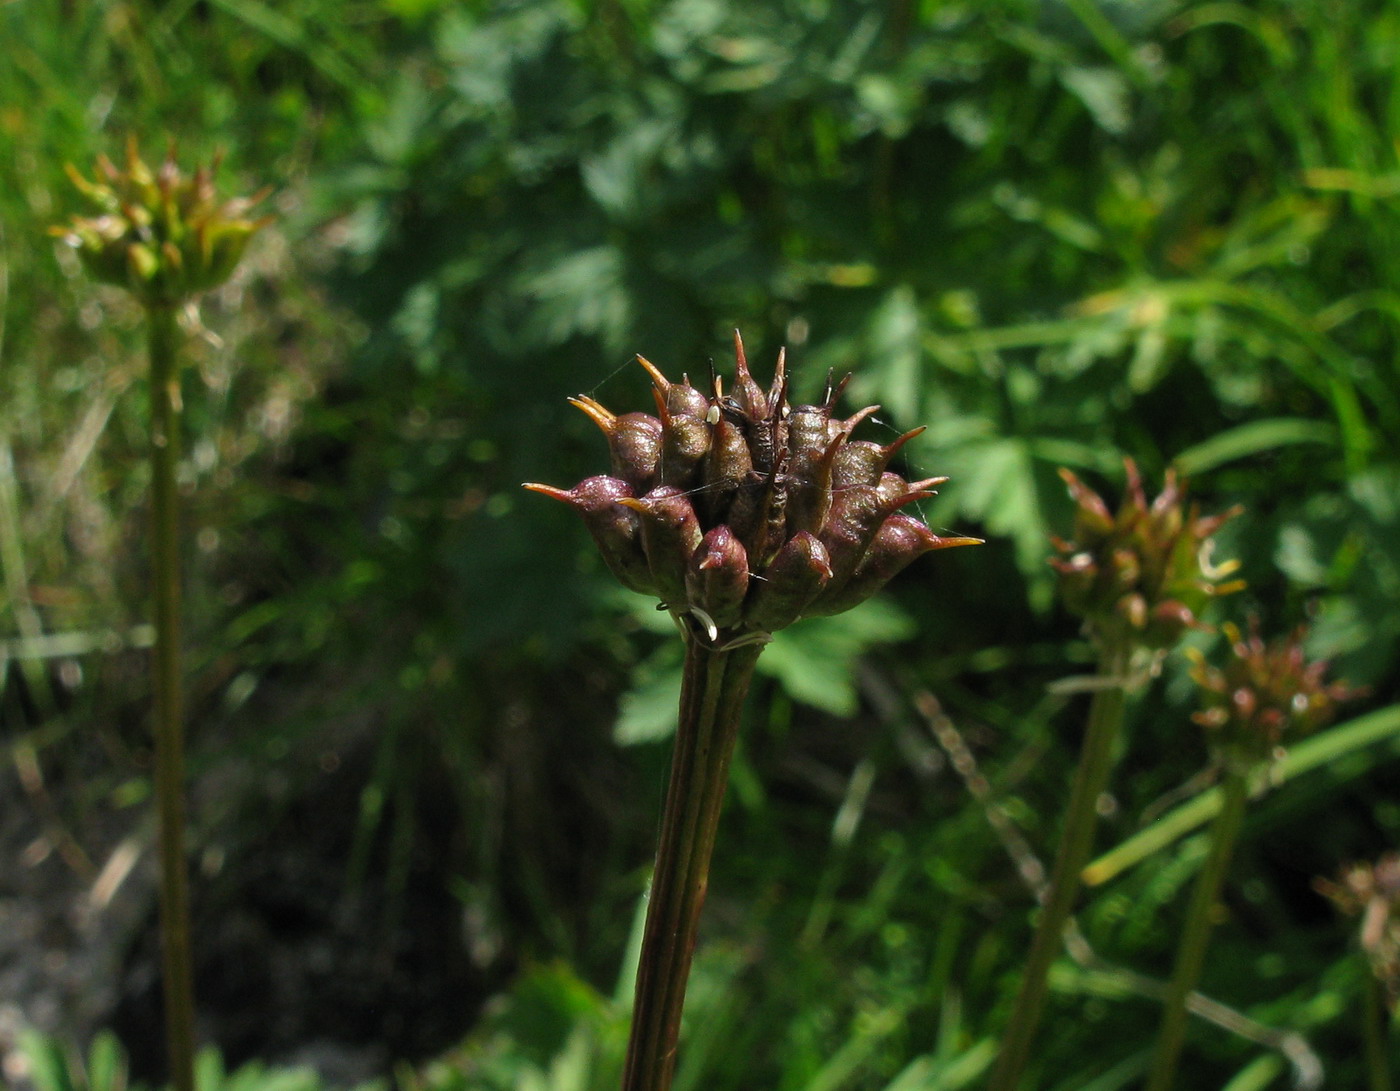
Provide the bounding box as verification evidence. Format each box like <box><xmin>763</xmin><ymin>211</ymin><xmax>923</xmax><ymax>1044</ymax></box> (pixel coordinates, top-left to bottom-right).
<box><xmin>52</xmin><ymin>138</ymin><xmax>271</xmax><ymax>309</ymax></box>
<box><xmin>526</xmin><ymin>333</ymin><xmax>979</xmax><ymax>645</ymax></box>
<box><xmin>1050</xmin><ymin>460</ymin><xmax>1244</xmax><ymax>653</ymax></box>
<box><xmin>1315</xmin><ymin>852</ymin><xmax>1400</xmax><ymax>1009</ymax></box>
<box><xmin>1189</xmin><ymin>619</ymin><xmax>1356</xmax><ymax>764</ymax></box>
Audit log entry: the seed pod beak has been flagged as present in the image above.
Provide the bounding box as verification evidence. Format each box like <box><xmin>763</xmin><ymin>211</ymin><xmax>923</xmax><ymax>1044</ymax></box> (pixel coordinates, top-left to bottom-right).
<box><xmin>522</xmin><ymin>482</ymin><xmax>575</xmax><ymax>504</ymax></box>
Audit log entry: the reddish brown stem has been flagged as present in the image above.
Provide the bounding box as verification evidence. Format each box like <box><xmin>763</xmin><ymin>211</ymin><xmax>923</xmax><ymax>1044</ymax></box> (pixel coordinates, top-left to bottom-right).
<box><xmin>621</xmin><ymin>634</ymin><xmax>763</xmax><ymax>1091</ymax></box>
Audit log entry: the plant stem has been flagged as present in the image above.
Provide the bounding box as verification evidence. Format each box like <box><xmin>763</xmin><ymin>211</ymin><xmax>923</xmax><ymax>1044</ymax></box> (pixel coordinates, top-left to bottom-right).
<box><xmin>621</xmin><ymin>633</ymin><xmax>764</xmax><ymax>1091</ymax></box>
<box><xmin>1364</xmin><ymin>969</ymin><xmax>1393</xmax><ymax>1091</ymax></box>
<box><xmin>148</xmin><ymin>303</ymin><xmax>197</xmax><ymax>1091</ymax></box>
<box><xmin>1145</xmin><ymin>762</ymin><xmax>1251</xmax><ymax>1091</ymax></box>
<box><xmin>988</xmin><ymin>643</ymin><xmax>1132</xmax><ymax>1091</ymax></box>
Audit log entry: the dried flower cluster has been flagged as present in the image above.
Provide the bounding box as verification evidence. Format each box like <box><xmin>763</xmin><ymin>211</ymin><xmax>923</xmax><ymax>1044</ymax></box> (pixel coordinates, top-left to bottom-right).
<box><xmin>1190</xmin><ymin>620</ymin><xmax>1356</xmax><ymax>762</ymax></box>
<box><xmin>1051</xmin><ymin>461</ymin><xmax>1243</xmax><ymax>652</ymax></box>
<box><xmin>1316</xmin><ymin>852</ymin><xmax>1400</xmax><ymax>1008</ymax></box>
<box><xmin>52</xmin><ymin>138</ymin><xmax>270</xmax><ymax>308</ymax></box>
<box><xmin>526</xmin><ymin>333</ymin><xmax>978</xmax><ymax>645</ymax></box>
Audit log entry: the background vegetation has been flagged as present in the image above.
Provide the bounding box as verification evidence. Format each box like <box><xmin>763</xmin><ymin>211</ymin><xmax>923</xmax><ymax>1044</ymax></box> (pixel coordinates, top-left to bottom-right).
<box><xmin>4</xmin><ymin>0</ymin><xmax>1399</xmax><ymax>1087</ymax></box>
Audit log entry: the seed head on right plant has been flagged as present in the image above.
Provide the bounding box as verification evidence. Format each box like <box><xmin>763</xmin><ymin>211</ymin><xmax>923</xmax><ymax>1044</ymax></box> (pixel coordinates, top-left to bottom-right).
<box><xmin>1189</xmin><ymin>619</ymin><xmax>1358</xmax><ymax>767</ymax></box>
<box><xmin>1050</xmin><ymin>460</ymin><xmax>1245</xmax><ymax>655</ymax></box>
<box><xmin>1316</xmin><ymin>851</ymin><xmax>1400</xmax><ymax>1009</ymax></box>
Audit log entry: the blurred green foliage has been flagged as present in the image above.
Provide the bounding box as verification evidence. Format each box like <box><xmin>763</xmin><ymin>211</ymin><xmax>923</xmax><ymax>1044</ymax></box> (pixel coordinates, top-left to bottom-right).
<box><xmin>5</xmin><ymin>0</ymin><xmax>1400</xmax><ymax>1087</ymax></box>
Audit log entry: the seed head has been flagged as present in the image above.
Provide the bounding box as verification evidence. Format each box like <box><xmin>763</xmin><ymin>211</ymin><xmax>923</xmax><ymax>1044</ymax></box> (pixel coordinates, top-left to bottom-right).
<box><xmin>1315</xmin><ymin>852</ymin><xmax>1400</xmax><ymax>1009</ymax></box>
<box><xmin>1050</xmin><ymin>460</ymin><xmax>1243</xmax><ymax>653</ymax></box>
<box><xmin>1189</xmin><ymin>618</ymin><xmax>1358</xmax><ymax>763</ymax></box>
<box><xmin>526</xmin><ymin>332</ymin><xmax>979</xmax><ymax>645</ymax></box>
<box><xmin>51</xmin><ymin>137</ymin><xmax>271</xmax><ymax>308</ymax></box>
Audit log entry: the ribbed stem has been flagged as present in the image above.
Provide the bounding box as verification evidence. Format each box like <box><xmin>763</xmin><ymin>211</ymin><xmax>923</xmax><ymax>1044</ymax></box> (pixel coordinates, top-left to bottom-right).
<box><xmin>621</xmin><ymin>634</ymin><xmax>764</xmax><ymax>1091</ymax></box>
<box><xmin>1364</xmin><ymin>969</ymin><xmax>1393</xmax><ymax>1091</ymax></box>
<box><xmin>1145</xmin><ymin>764</ymin><xmax>1251</xmax><ymax>1091</ymax></box>
<box><xmin>988</xmin><ymin>643</ymin><xmax>1132</xmax><ymax>1091</ymax></box>
<box><xmin>148</xmin><ymin>303</ymin><xmax>197</xmax><ymax>1091</ymax></box>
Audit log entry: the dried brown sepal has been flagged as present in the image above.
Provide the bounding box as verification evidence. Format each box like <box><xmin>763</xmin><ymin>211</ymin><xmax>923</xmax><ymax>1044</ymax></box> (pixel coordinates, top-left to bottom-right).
<box><xmin>806</xmin><ymin>515</ymin><xmax>979</xmax><ymax>618</ymax></box>
<box><xmin>687</xmin><ymin>526</ymin><xmax>750</xmax><ymax>630</ymax></box>
<box><xmin>652</xmin><ymin>388</ymin><xmax>712</xmax><ymax>488</ymax></box>
<box><xmin>570</xmin><ymin>398</ymin><xmax>663</xmax><ymax>493</ymax></box>
<box><xmin>619</xmin><ymin>487</ymin><xmax>704</xmax><ymax>608</ymax></box>
<box><xmin>745</xmin><ymin>531</ymin><xmax>833</xmax><ymax>632</ymax></box>
<box><xmin>830</xmin><ymin>424</ymin><xmax>923</xmax><ymax>491</ymax></box>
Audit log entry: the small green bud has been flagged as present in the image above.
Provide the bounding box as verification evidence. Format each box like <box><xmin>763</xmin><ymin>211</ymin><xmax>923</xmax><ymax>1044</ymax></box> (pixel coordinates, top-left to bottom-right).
<box><xmin>1190</xmin><ymin>619</ymin><xmax>1358</xmax><ymax>763</ymax></box>
<box><xmin>1051</xmin><ymin>461</ymin><xmax>1243</xmax><ymax>653</ymax></box>
<box><xmin>1315</xmin><ymin>853</ymin><xmax>1400</xmax><ymax>1008</ymax></box>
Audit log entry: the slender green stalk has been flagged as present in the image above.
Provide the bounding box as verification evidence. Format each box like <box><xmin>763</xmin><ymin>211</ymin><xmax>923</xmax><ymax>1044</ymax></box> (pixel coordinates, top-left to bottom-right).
<box><xmin>148</xmin><ymin>303</ymin><xmax>196</xmax><ymax>1091</ymax></box>
<box><xmin>1084</xmin><ymin>705</ymin><xmax>1400</xmax><ymax>889</ymax></box>
<box><xmin>1363</xmin><ymin>965</ymin><xmax>1393</xmax><ymax>1091</ymax></box>
<box><xmin>1144</xmin><ymin>763</ymin><xmax>1250</xmax><ymax>1091</ymax></box>
<box><xmin>988</xmin><ymin>643</ymin><xmax>1132</xmax><ymax>1091</ymax></box>
<box><xmin>621</xmin><ymin>634</ymin><xmax>763</xmax><ymax>1091</ymax></box>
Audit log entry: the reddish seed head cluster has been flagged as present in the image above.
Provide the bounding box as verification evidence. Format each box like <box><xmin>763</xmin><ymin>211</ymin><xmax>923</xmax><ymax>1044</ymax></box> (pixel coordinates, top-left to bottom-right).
<box><xmin>1190</xmin><ymin>619</ymin><xmax>1357</xmax><ymax>762</ymax></box>
<box><xmin>526</xmin><ymin>333</ymin><xmax>979</xmax><ymax>644</ymax></box>
<box><xmin>1051</xmin><ymin>460</ymin><xmax>1243</xmax><ymax>653</ymax></box>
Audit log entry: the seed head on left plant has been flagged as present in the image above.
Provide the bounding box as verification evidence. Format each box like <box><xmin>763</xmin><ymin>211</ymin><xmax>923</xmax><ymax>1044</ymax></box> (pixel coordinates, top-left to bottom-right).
<box><xmin>52</xmin><ymin>137</ymin><xmax>271</xmax><ymax>309</ymax></box>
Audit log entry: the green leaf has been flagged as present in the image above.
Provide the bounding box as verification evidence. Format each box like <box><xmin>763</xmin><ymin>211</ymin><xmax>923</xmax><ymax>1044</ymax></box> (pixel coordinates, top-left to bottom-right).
<box><xmin>19</xmin><ymin>1033</ymin><xmax>78</xmax><ymax>1091</ymax></box>
<box><xmin>1059</xmin><ymin>66</ymin><xmax>1132</xmax><ymax>135</ymax></box>
<box><xmin>1083</xmin><ymin>703</ymin><xmax>1400</xmax><ymax>886</ymax></box>
<box><xmin>1172</xmin><ymin>418</ymin><xmax>1338</xmax><ymax>476</ymax></box>
<box><xmin>937</xmin><ymin>437</ymin><xmax>1053</xmax><ymax>605</ymax></box>
<box><xmin>521</xmin><ymin>246</ymin><xmax>633</xmax><ymax>353</ymax></box>
<box><xmin>85</xmin><ymin>1033</ymin><xmax>127</xmax><ymax>1091</ymax></box>
<box><xmin>757</xmin><ymin>599</ymin><xmax>915</xmax><ymax>717</ymax></box>
<box><xmin>867</xmin><ymin>286</ymin><xmax>924</xmax><ymax>426</ymax></box>
<box><xmin>879</xmin><ymin>1041</ymin><xmax>997</xmax><ymax>1091</ymax></box>
<box><xmin>615</xmin><ymin>645</ymin><xmax>684</xmax><ymax>745</ymax></box>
